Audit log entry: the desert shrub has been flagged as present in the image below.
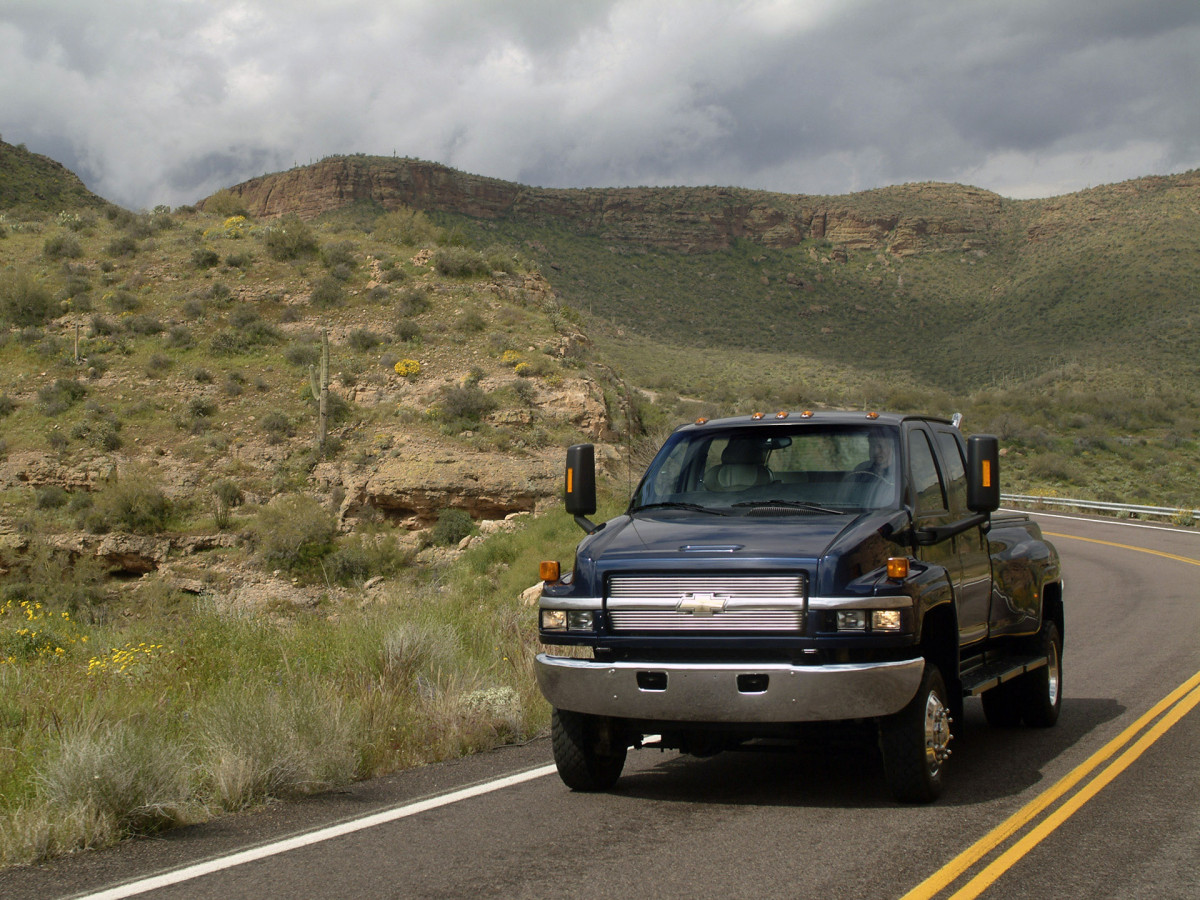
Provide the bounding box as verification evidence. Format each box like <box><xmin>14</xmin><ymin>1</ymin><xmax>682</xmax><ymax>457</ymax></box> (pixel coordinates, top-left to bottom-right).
<box><xmin>0</xmin><ymin>270</ymin><xmax>56</xmax><ymax>327</ymax></box>
<box><xmin>263</xmin><ymin>215</ymin><xmax>318</xmax><ymax>261</ymax></box>
<box><xmin>104</xmin><ymin>234</ymin><xmax>139</xmax><ymax>257</ymax></box>
<box><xmin>191</xmin><ymin>247</ymin><xmax>220</xmax><ymax>269</ymax></box>
<box><xmin>260</xmin><ymin>410</ymin><xmax>292</xmax><ymax>443</ymax></box>
<box><xmin>512</xmin><ymin>379</ymin><xmax>537</xmax><ymax>406</ymax></box>
<box><xmin>37</xmin><ymin>378</ymin><xmax>87</xmax><ymax>416</ymax></box>
<box><xmin>228</xmin><ymin>305</ymin><xmax>261</xmax><ymax>328</ymax></box>
<box><xmin>181</xmin><ymin>296</ymin><xmax>206</xmax><ymax>319</ymax></box>
<box><xmin>324</xmin><ymin>533</ymin><xmax>411</xmax><ymax>585</ymax></box>
<box><xmin>433</xmin><ymin>247</ymin><xmax>490</xmax><ymax>277</ymax></box>
<box><xmin>395</xmin><ymin>285</ymin><xmax>432</xmax><ymax>316</ymax></box>
<box><xmin>212</xmin><ymin>479</ymin><xmax>243</xmax><ymax>509</ymax></box>
<box><xmin>164</xmin><ymin>325</ymin><xmax>194</xmax><ymax>349</ymax></box>
<box><xmin>211</xmin><ymin>479</ymin><xmax>243</xmax><ymax>530</ymax></box>
<box><xmin>105</xmin><ymin>290</ymin><xmax>139</xmax><ymax>313</ymax></box>
<box><xmin>89</xmin><ymin>470</ymin><xmax>172</xmax><ymax>534</ymax></box>
<box><xmin>0</xmin><ymin>540</ymin><xmax>109</xmax><ymax>620</ymax></box>
<box><xmin>430</xmin><ymin>508</ymin><xmax>474</xmax><ymax>546</ymax></box>
<box><xmin>393</xmin><ymin>320</ymin><xmax>421</xmax><ymax>342</ymax></box>
<box><xmin>1028</xmin><ymin>452</ymin><xmax>1084</xmax><ymax>485</ymax></box>
<box><xmin>346</xmin><ymin>329</ymin><xmax>382</xmax><ymax>352</ymax></box>
<box><xmin>436</xmin><ymin>383</ymin><xmax>496</xmax><ymax>426</ymax></box>
<box><xmin>320</xmin><ymin>241</ymin><xmax>357</xmax><ymax>272</ymax></box>
<box><xmin>0</xmin><ymin>394</ymin><xmax>15</xmax><ymax>417</ymax></box>
<box><xmin>393</xmin><ymin>358</ymin><xmax>421</xmax><ymax>379</ymax></box>
<box><xmin>374</xmin><ymin>206</ymin><xmax>441</xmax><ymax>246</ymax></box>
<box><xmin>144</xmin><ymin>353</ymin><xmax>172</xmax><ymax>378</ymax></box>
<box><xmin>204</xmin><ymin>188</ymin><xmax>249</xmax><ymax>218</ymax></box>
<box><xmin>189</xmin><ymin>397</ymin><xmax>216</xmax><ymax>418</ymax></box>
<box><xmin>36</xmin><ymin>717</ymin><xmax>194</xmax><ymax>840</ymax></box>
<box><xmin>456</xmin><ymin>310</ymin><xmax>487</xmax><ymax>333</ymax></box>
<box><xmin>89</xmin><ymin>315</ymin><xmax>121</xmax><ymax>336</ymax></box>
<box><xmin>249</xmin><ymin>494</ymin><xmax>337</xmax><ymax>575</ymax></box>
<box><xmin>35</xmin><ymin>485</ymin><xmax>70</xmax><ymax>510</ymax></box>
<box><xmin>285</xmin><ymin>343</ymin><xmax>321</xmax><ymax>367</ymax></box>
<box><xmin>126</xmin><ymin>315</ymin><xmax>164</xmax><ymax>336</ymax></box>
<box><xmin>225</xmin><ymin>250</ymin><xmax>254</xmax><ymax>269</ymax></box>
<box><xmin>43</xmin><ymin>232</ymin><xmax>83</xmax><ymax>260</ymax></box>
<box><xmin>199</xmin><ymin>679</ymin><xmax>359</xmax><ymax>810</ymax></box>
<box><xmin>210</xmin><ymin>320</ymin><xmax>281</xmax><ymax>355</ymax></box>
<box><xmin>309</xmin><ymin>275</ymin><xmax>344</xmax><ymax>308</ymax></box>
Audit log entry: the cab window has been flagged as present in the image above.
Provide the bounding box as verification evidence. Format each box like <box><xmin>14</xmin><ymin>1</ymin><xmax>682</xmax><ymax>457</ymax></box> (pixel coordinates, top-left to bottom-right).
<box><xmin>908</xmin><ymin>430</ymin><xmax>947</xmax><ymax>513</ymax></box>
<box><xmin>933</xmin><ymin>429</ymin><xmax>968</xmax><ymax>512</ymax></box>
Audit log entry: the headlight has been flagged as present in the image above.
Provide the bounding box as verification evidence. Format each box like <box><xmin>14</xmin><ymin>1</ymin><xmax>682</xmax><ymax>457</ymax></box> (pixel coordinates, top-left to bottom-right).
<box><xmin>872</xmin><ymin>609</ymin><xmax>903</xmax><ymax>632</ymax></box>
<box><xmin>836</xmin><ymin>610</ymin><xmax>868</xmax><ymax>632</ymax></box>
<box><xmin>540</xmin><ymin>609</ymin><xmax>597</xmax><ymax>633</ymax></box>
<box><xmin>834</xmin><ymin>608</ymin><xmax>906</xmax><ymax>633</ymax></box>
<box><xmin>567</xmin><ymin>611</ymin><xmax>595</xmax><ymax>631</ymax></box>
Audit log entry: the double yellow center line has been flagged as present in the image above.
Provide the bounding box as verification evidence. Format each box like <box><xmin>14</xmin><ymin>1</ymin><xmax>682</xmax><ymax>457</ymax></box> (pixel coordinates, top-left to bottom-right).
<box><xmin>901</xmin><ymin>530</ymin><xmax>1200</xmax><ymax>899</ymax></box>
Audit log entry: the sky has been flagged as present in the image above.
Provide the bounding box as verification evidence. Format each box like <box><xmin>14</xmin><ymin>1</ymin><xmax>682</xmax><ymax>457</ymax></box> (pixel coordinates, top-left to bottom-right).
<box><xmin>2</xmin><ymin>0</ymin><xmax>1199</xmax><ymax>211</ymax></box>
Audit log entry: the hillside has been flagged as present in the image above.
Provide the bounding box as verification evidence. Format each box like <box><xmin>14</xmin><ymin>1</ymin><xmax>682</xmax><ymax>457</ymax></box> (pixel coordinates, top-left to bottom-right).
<box><xmin>0</xmin><ymin>199</ymin><xmax>618</xmax><ymax>601</ymax></box>
<box><xmin>208</xmin><ymin>156</ymin><xmax>1200</xmax><ymax>511</ymax></box>
<box><xmin>213</xmin><ymin>156</ymin><xmax>1200</xmax><ymax>393</ymax></box>
<box><xmin>0</xmin><ymin>139</ymin><xmax>113</xmax><ymax>214</ymax></box>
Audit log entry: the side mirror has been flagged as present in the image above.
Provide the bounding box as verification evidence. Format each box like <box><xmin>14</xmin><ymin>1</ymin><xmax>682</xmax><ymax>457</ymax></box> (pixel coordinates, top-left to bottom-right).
<box><xmin>966</xmin><ymin>434</ymin><xmax>1000</xmax><ymax>514</ymax></box>
<box><xmin>565</xmin><ymin>444</ymin><xmax>598</xmax><ymax>532</ymax></box>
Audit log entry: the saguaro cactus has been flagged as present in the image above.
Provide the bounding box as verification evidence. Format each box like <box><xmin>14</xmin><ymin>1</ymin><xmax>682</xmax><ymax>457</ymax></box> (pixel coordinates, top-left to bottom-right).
<box><xmin>308</xmin><ymin>329</ymin><xmax>329</xmax><ymax>452</ymax></box>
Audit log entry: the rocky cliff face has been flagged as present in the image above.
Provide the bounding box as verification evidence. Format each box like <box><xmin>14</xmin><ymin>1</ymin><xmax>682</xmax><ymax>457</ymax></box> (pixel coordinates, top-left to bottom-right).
<box><xmin>210</xmin><ymin>156</ymin><xmax>1005</xmax><ymax>256</ymax></box>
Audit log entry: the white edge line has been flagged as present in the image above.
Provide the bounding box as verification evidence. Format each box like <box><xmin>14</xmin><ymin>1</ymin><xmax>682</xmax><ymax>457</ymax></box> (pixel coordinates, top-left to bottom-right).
<box><xmin>77</xmin><ymin>764</ymin><xmax>558</xmax><ymax>900</ymax></box>
<box><xmin>1009</xmin><ymin>508</ymin><xmax>1200</xmax><ymax>537</ymax></box>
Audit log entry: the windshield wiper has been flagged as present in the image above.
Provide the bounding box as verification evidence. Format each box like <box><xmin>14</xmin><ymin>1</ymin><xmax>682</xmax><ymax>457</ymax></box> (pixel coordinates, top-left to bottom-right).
<box><xmin>632</xmin><ymin>502</ymin><xmax>727</xmax><ymax>516</ymax></box>
<box><xmin>730</xmin><ymin>499</ymin><xmax>842</xmax><ymax>514</ymax></box>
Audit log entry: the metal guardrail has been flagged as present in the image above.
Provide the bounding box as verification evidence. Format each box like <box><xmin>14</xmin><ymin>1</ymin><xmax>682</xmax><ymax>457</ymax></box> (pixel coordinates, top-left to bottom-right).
<box><xmin>1001</xmin><ymin>493</ymin><xmax>1199</xmax><ymax>522</ymax></box>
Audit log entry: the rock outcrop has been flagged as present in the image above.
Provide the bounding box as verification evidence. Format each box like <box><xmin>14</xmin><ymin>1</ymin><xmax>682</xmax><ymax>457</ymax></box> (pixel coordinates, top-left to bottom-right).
<box><xmin>208</xmin><ymin>156</ymin><xmax>1006</xmax><ymax>256</ymax></box>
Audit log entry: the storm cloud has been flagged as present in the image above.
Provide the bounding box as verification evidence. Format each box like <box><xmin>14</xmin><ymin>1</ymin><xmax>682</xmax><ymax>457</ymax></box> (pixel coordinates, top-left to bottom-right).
<box><xmin>2</xmin><ymin>0</ymin><xmax>1198</xmax><ymax>210</ymax></box>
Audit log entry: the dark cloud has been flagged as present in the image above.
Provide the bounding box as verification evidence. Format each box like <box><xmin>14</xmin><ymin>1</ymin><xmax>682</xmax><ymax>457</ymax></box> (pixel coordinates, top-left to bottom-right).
<box><xmin>1</xmin><ymin>0</ymin><xmax>1197</xmax><ymax>209</ymax></box>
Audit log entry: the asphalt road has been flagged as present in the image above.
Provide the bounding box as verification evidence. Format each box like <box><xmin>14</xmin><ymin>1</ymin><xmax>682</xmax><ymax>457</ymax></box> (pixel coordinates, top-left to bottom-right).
<box><xmin>3</xmin><ymin>511</ymin><xmax>1198</xmax><ymax>899</ymax></box>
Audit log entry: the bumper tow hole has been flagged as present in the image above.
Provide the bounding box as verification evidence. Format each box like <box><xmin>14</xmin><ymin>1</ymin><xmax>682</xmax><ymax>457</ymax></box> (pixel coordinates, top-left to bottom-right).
<box><xmin>636</xmin><ymin>671</ymin><xmax>668</xmax><ymax>691</ymax></box>
<box><xmin>737</xmin><ymin>674</ymin><xmax>769</xmax><ymax>693</ymax></box>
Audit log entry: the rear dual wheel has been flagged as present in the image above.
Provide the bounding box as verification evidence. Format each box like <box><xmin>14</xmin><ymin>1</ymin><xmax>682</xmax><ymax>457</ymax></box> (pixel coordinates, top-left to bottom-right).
<box><xmin>981</xmin><ymin>620</ymin><xmax>1063</xmax><ymax>728</ymax></box>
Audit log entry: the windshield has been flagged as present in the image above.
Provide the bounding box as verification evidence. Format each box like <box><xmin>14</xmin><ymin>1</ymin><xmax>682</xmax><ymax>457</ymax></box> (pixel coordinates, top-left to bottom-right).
<box><xmin>631</xmin><ymin>424</ymin><xmax>901</xmax><ymax>514</ymax></box>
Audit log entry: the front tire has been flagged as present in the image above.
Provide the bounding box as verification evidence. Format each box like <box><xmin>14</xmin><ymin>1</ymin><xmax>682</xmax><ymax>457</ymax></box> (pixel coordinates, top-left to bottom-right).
<box><xmin>551</xmin><ymin>708</ymin><xmax>627</xmax><ymax>791</ymax></box>
<box><xmin>879</xmin><ymin>664</ymin><xmax>952</xmax><ymax>803</ymax></box>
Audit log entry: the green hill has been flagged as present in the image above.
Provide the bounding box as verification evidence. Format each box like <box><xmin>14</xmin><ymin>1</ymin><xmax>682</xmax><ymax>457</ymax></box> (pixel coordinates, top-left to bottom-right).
<box><xmin>0</xmin><ymin>139</ymin><xmax>113</xmax><ymax>215</ymax></box>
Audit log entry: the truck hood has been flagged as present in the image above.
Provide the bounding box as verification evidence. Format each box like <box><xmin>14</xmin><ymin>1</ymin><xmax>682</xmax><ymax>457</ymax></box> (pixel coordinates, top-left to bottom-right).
<box><xmin>595</xmin><ymin>510</ymin><xmax>859</xmax><ymax>563</ymax></box>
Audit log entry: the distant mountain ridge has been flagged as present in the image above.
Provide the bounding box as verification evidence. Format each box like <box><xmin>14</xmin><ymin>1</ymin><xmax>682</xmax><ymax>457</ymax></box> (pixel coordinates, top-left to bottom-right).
<box><xmin>208</xmin><ymin>154</ymin><xmax>1200</xmax><ymax>261</ymax></box>
<box><xmin>209</xmin><ymin>154</ymin><xmax>1016</xmax><ymax>257</ymax></box>
<box><xmin>207</xmin><ymin>157</ymin><xmax>1200</xmax><ymax>392</ymax></box>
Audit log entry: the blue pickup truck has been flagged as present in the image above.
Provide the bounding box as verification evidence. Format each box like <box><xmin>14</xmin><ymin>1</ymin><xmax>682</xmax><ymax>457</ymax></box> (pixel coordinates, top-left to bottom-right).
<box><xmin>536</xmin><ymin>410</ymin><xmax>1063</xmax><ymax>802</ymax></box>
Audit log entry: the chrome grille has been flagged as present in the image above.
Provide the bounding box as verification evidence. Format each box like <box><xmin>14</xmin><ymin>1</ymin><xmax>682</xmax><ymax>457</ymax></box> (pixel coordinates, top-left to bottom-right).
<box><xmin>607</xmin><ymin>574</ymin><xmax>807</xmax><ymax>633</ymax></box>
<box><xmin>608</xmin><ymin>575</ymin><xmax>807</xmax><ymax>599</ymax></box>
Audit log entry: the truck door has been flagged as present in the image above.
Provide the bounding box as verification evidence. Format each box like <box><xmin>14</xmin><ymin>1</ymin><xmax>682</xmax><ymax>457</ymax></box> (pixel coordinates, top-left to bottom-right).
<box><xmin>932</xmin><ymin>427</ymin><xmax>993</xmax><ymax>644</ymax></box>
<box><xmin>907</xmin><ymin>426</ymin><xmax>988</xmax><ymax>646</ymax></box>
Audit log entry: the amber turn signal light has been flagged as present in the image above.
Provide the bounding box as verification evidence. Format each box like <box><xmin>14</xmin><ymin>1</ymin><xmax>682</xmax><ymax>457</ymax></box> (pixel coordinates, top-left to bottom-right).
<box><xmin>887</xmin><ymin>557</ymin><xmax>910</xmax><ymax>579</ymax></box>
<box><xmin>539</xmin><ymin>560</ymin><xmax>561</xmax><ymax>583</ymax></box>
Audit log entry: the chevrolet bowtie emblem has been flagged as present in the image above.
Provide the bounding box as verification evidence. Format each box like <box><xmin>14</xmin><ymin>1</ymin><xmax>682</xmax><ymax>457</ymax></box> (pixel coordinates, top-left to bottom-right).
<box><xmin>677</xmin><ymin>593</ymin><xmax>729</xmax><ymax>616</ymax></box>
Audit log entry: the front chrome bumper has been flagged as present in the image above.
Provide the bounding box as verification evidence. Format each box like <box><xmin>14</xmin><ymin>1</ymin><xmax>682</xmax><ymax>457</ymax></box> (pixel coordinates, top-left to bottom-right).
<box><xmin>535</xmin><ymin>655</ymin><xmax>925</xmax><ymax>723</ymax></box>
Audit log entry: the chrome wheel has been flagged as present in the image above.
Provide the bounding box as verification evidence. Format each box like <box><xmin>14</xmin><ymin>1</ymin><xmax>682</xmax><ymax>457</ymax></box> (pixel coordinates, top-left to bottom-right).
<box><xmin>923</xmin><ymin>688</ymin><xmax>953</xmax><ymax>777</ymax></box>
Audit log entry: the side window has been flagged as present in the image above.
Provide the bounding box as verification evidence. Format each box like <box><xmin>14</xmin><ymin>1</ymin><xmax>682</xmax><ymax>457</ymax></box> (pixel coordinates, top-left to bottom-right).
<box><xmin>908</xmin><ymin>430</ymin><xmax>947</xmax><ymax>513</ymax></box>
<box><xmin>934</xmin><ymin>430</ymin><xmax>968</xmax><ymax>512</ymax></box>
